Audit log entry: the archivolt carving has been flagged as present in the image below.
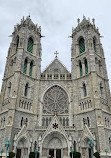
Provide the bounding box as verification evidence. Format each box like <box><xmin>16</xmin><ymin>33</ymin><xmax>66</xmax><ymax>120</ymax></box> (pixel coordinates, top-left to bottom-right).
<box><xmin>43</xmin><ymin>86</ymin><xmax>68</xmax><ymax>114</ymax></box>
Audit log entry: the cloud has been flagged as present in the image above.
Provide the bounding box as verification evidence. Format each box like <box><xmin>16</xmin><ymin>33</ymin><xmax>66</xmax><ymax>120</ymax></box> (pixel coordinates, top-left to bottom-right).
<box><xmin>0</xmin><ymin>0</ymin><xmax>111</xmax><ymax>90</ymax></box>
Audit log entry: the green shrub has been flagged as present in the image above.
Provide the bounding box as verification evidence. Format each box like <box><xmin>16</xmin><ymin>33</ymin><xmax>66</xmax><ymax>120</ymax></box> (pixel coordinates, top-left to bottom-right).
<box><xmin>93</xmin><ymin>152</ymin><xmax>100</xmax><ymax>158</ymax></box>
<box><xmin>9</xmin><ymin>152</ymin><xmax>15</xmax><ymax>158</ymax></box>
<box><xmin>70</xmin><ymin>151</ymin><xmax>81</xmax><ymax>158</ymax></box>
<box><xmin>29</xmin><ymin>152</ymin><xmax>35</xmax><ymax>158</ymax></box>
<box><xmin>29</xmin><ymin>152</ymin><xmax>39</xmax><ymax>158</ymax></box>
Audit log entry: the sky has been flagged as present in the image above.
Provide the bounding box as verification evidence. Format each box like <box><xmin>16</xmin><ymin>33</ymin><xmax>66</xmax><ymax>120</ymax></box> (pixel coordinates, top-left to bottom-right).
<box><xmin>0</xmin><ymin>0</ymin><xmax>111</xmax><ymax>90</ymax></box>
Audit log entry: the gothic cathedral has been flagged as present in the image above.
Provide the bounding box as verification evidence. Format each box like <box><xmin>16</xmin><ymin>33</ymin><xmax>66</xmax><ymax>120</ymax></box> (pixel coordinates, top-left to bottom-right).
<box><xmin>0</xmin><ymin>16</ymin><xmax>111</xmax><ymax>158</ymax></box>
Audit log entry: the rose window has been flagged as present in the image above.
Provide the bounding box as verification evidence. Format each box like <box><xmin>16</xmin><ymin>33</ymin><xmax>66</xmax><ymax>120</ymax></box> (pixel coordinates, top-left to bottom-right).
<box><xmin>43</xmin><ymin>86</ymin><xmax>69</xmax><ymax>114</ymax></box>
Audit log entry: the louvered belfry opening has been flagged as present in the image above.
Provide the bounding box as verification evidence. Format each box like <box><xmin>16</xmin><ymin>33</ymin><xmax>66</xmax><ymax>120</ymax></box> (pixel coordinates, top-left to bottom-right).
<box><xmin>79</xmin><ymin>38</ymin><xmax>85</xmax><ymax>54</ymax></box>
<box><xmin>27</xmin><ymin>37</ymin><xmax>34</xmax><ymax>53</ymax></box>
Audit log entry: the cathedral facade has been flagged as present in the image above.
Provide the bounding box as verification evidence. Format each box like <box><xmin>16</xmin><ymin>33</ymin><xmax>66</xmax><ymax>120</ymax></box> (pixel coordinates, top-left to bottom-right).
<box><xmin>0</xmin><ymin>16</ymin><xmax>111</xmax><ymax>158</ymax></box>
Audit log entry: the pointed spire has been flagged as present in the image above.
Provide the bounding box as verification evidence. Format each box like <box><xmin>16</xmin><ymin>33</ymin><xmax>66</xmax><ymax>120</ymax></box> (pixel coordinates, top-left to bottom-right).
<box><xmin>83</xmin><ymin>14</ymin><xmax>86</xmax><ymax>19</ymax></box>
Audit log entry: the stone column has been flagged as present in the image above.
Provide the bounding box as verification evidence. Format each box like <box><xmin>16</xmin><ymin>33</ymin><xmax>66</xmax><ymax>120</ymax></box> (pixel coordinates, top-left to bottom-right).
<box><xmin>26</xmin><ymin>61</ymin><xmax>30</xmax><ymax>75</ymax></box>
<box><xmin>54</xmin><ymin>149</ymin><xmax>56</xmax><ymax>158</ymax></box>
<box><xmin>33</xmin><ymin>43</ymin><xmax>37</xmax><ymax>56</ymax></box>
<box><xmin>61</xmin><ymin>149</ymin><xmax>63</xmax><ymax>158</ymax></box>
<box><xmin>82</xmin><ymin>60</ymin><xmax>85</xmax><ymax>76</ymax></box>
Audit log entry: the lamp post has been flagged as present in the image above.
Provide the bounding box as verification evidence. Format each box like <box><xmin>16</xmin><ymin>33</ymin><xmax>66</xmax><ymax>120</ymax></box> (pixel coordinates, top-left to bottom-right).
<box><xmin>35</xmin><ymin>148</ymin><xmax>38</xmax><ymax>158</ymax></box>
<box><xmin>5</xmin><ymin>138</ymin><xmax>11</xmax><ymax>158</ymax></box>
<box><xmin>0</xmin><ymin>149</ymin><xmax>3</xmax><ymax>157</ymax></box>
<box><xmin>88</xmin><ymin>138</ymin><xmax>94</xmax><ymax>158</ymax></box>
<box><xmin>71</xmin><ymin>147</ymin><xmax>74</xmax><ymax>158</ymax></box>
<box><xmin>105</xmin><ymin>149</ymin><xmax>108</xmax><ymax>158</ymax></box>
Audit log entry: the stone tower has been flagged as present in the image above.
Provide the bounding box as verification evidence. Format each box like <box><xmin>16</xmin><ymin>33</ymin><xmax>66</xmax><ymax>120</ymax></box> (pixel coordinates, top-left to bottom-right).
<box><xmin>0</xmin><ymin>15</ymin><xmax>42</xmax><ymax>151</ymax></box>
<box><xmin>71</xmin><ymin>17</ymin><xmax>111</xmax><ymax>156</ymax></box>
<box><xmin>0</xmin><ymin>16</ymin><xmax>111</xmax><ymax>158</ymax></box>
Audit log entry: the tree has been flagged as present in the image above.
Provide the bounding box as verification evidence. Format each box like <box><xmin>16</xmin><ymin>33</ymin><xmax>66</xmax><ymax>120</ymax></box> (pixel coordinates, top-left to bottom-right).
<box><xmin>70</xmin><ymin>151</ymin><xmax>81</xmax><ymax>158</ymax></box>
<box><xmin>29</xmin><ymin>152</ymin><xmax>39</xmax><ymax>158</ymax></box>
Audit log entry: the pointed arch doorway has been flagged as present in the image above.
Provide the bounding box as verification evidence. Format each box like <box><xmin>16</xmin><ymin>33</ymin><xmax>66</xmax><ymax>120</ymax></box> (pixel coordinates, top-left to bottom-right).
<box><xmin>16</xmin><ymin>137</ymin><xmax>29</xmax><ymax>158</ymax></box>
<box><xmin>42</xmin><ymin>131</ymin><xmax>68</xmax><ymax>158</ymax></box>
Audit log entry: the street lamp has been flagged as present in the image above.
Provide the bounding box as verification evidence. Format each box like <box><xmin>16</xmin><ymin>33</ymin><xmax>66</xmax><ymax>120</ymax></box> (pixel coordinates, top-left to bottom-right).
<box><xmin>71</xmin><ymin>147</ymin><xmax>74</xmax><ymax>158</ymax></box>
<box><xmin>88</xmin><ymin>138</ymin><xmax>94</xmax><ymax>158</ymax></box>
<box><xmin>105</xmin><ymin>149</ymin><xmax>108</xmax><ymax>158</ymax></box>
<box><xmin>0</xmin><ymin>149</ymin><xmax>3</xmax><ymax>157</ymax></box>
<box><xmin>35</xmin><ymin>148</ymin><xmax>38</xmax><ymax>158</ymax></box>
<box><xmin>5</xmin><ymin>138</ymin><xmax>11</xmax><ymax>158</ymax></box>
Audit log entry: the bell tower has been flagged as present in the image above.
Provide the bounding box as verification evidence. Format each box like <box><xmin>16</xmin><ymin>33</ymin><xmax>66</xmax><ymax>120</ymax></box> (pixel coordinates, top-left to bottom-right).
<box><xmin>0</xmin><ymin>16</ymin><xmax>42</xmax><ymax>112</ymax></box>
<box><xmin>71</xmin><ymin>16</ymin><xmax>111</xmax><ymax>154</ymax></box>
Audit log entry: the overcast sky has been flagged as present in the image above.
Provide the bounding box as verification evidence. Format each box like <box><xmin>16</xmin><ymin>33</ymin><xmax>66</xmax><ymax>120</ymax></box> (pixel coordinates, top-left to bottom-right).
<box><xmin>0</xmin><ymin>0</ymin><xmax>111</xmax><ymax>90</ymax></box>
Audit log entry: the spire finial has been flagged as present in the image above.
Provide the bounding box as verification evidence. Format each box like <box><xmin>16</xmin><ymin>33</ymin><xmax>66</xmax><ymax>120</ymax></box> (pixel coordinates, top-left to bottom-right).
<box><xmin>83</xmin><ymin>14</ymin><xmax>86</xmax><ymax>19</ymax></box>
<box><xmin>54</xmin><ymin>51</ymin><xmax>59</xmax><ymax>58</ymax></box>
<box><xmin>92</xmin><ymin>18</ymin><xmax>95</xmax><ymax>25</ymax></box>
<box><xmin>77</xmin><ymin>18</ymin><xmax>80</xmax><ymax>24</ymax></box>
<box><xmin>28</xmin><ymin>13</ymin><xmax>30</xmax><ymax>19</ymax></box>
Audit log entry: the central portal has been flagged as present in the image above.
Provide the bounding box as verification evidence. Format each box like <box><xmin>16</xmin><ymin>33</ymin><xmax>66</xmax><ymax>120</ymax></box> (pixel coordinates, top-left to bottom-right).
<box><xmin>42</xmin><ymin>131</ymin><xmax>68</xmax><ymax>158</ymax></box>
<box><xmin>49</xmin><ymin>149</ymin><xmax>61</xmax><ymax>158</ymax></box>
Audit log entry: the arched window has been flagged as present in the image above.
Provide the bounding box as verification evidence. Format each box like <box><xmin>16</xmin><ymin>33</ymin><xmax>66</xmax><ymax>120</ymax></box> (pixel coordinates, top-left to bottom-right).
<box><xmin>23</xmin><ymin>59</ymin><xmax>28</xmax><ymax>74</ymax></box>
<box><xmin>29</xmin><ymin>61</ymin><xmax>33</xmax><ymax>76</ymax></box>
<box><xmin>83</xmin><ymin>118</ymin><xmax>86</xmax><ymax>126</ymax></box>
<box><xmin>16</xmin><ymin>36</ymin><xmax>19</xmax><ymax>52</ymax></box>
<box><xmin>26</xmin><ymin>118</ymin><xmax>28</xmax><ymax>126</ymax></box>
<box><xmin>24</xmin><ymin>83</ymin><xmax>29</xmax><ymax>97</ymax></box>
<box><xmin>63</xmin><ymin>118</ymin><xmax>65</xmax><ymax>126</ymax></box>
<box><xmin>79</xmin><ymin>38</ymin><xmax>85</xmax><ymax>54</ymax></box>
<box><xmin>66</xmin><ymin>117</ymin><xmax>69</xmax><ymax>126</ymax></box>
<box><xmin>42</xmin><ymin>118</ymin><xmax>45</xmax><ymax>126</ymax></box>
<box><xmin>8</xmin><ymin>82</ymin><xmax>11</xmax><ymax>96</ymax></box>
<box><xmin>100</xmin><ymin>82</ymin><xmax>103</xmax><ymax>96</ymax></box>
<box><xmin>93</xmin><ymin>37</ymin><xmax>96</xmax><ymax>52</ymax></box>
<box><xmin>105</xmin><ymin>117</ymin><xmax>107</xmax><ymax>126</ymax></box>
<box><xmin>79</xmin><ymin>61</ymin><xmax>82</xmax><ymax>77</ymax></box>
<box><xmin>21</xmin><ymin>117</ymin><xmax>23</xmax><ymax>127</ymax></box>
<box><xmin>46</xmin><ymin>118</ymin><xmax>48</xmax><ymax>126</ymax></box>
<box><xmin>84</xmin><ymin>59</ymin><xmax>88</xmax><ymax>74</ymax></box>
<box><xmin>83</xmin><ymin>83</ymin><xmax>87</xmax><ymax>97</ymax></box>
<box><xmin>27</xmin><ymin>37</ymin><xmax>34</xmax><ymax>53</ymax></box>
<box><xmin>87</xmin><ymin>117</ymin><xmax>90</xmax><ymax>127</ymax></box>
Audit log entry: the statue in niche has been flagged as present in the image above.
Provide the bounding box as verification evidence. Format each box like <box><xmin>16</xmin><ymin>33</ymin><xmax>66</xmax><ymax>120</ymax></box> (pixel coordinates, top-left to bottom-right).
<box><xmin>8</xmin><ymin>116</ymin><xmax>13</xmax><ymax>125</ymax></box>
<box><xmin>97</xmin><ymin>116</ymin><xmax>102</xmax><ymax>125</ymax></box>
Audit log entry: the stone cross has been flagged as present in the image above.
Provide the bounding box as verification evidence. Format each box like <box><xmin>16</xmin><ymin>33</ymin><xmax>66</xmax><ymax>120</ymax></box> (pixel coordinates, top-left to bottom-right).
<box><xmin>54</xmin><ymin>51</ymin><xmax>59</xmax><ymax>57</ymax></box>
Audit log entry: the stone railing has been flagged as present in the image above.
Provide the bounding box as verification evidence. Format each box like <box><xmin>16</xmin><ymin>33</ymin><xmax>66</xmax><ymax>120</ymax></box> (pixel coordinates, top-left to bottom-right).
<box><xmin>41</xmin><ymin>73</ymin><xmax>71</xmax><ymax>80</ymax></box>
<box><xmin>79</xmin><ymin>97</ymin><xmax>92</xmax><ymax>111</ymax></box>
<box><xmin>19</xmin><ymin>97</ymin><xmax>33</xmax><ymax>111</ymax></box>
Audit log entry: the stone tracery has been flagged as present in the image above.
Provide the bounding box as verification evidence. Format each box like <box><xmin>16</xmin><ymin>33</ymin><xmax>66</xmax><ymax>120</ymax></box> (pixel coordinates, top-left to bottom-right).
<box><xmin>43</xmin><ymin>86</ymin><xmax>69</xmax><ymax>114</ymax></box>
